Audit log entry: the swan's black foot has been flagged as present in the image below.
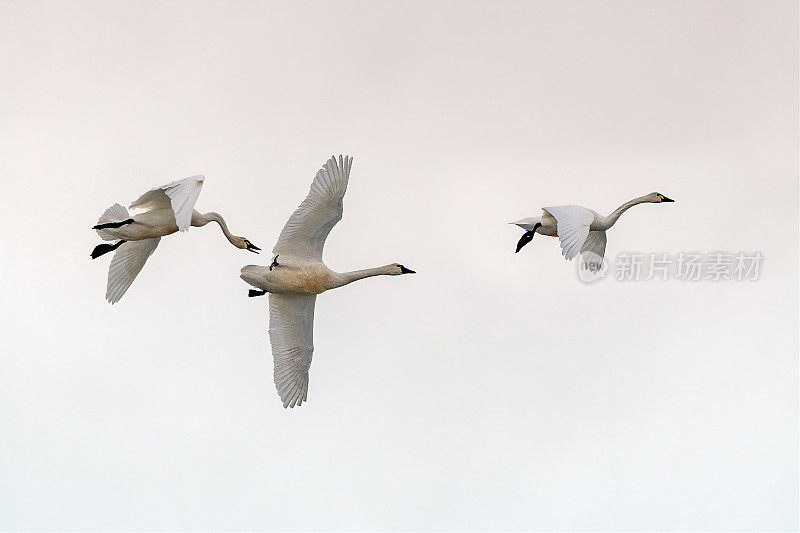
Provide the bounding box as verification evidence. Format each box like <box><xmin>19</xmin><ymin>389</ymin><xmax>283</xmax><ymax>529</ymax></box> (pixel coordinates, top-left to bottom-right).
<box><xmin>248</xmin><ymin>289</ymin><xmax>267</xmax><ymax>297</ymax></box>
<box><xmin>90</xmin><ymin>240</ymin><xmax>126</xmax><ymax>259</ymax></box>
<box><xmin>93</xmin><ymin>218</ymin><xmax>134</xmax><ymax>230</ymax></box>
<box><xmin>269</xmin><ymin>255</ymin><xmax>279</xmax><ymax>271</ymax></box>
<box><xmin>515</xmin><ymin>223</ymin><xmax>541</xmax><ymax>253</ymax></box>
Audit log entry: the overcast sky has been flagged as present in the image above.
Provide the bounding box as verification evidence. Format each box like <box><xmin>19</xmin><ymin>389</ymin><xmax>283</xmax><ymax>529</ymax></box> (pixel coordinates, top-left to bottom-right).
<box><xmin>1</xmin><ymin>1</ymin><xmax>797</xmax><ymax>530</ymax></box>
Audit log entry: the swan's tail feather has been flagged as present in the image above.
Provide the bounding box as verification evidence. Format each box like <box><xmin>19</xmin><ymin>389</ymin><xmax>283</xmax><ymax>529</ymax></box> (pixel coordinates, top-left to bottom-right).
<box><xmin>510</xmin><ymin>217</ymin><xmax>542</xmax><ymax>231</ymax></box>
<box><xmin>240</xmin><ymin>265</ymin><xmax>270</xmax><ymax>290</ymax></box>
<box><xmin>95</xmin><ymin>203</ymin><xmax>131</xmax><ymax>240</ymax></box>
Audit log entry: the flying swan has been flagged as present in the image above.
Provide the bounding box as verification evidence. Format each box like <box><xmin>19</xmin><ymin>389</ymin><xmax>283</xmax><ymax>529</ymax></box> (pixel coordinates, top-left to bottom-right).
<box><xmin>241</xmin><ymin>155</ymin><xmax>415</xmax><ymax>408</ymax></box>
<box><xmin>511</xmin><ymin>192</ymin><xmax>674</xmax><ymax>269</ymax></box>
<box><xmin>91</xmin><ymin>176</ymin><xmax>260</xmax><ymax>303</ymax></box>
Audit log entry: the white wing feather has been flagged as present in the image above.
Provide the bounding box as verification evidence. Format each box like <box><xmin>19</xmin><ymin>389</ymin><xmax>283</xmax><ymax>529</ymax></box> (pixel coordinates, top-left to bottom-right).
<box><xmin>272</xmin><ymin>155</ymin><xmax>352</xmax><ymax>260</ymax></box>
<box><xmin>581</xmin><ymin>230</ymin><xmax>607</xmax><ymax>263</ymax></box>
<box><xmin>129</xmin><ymin>176</ymin><xmax>205</xmax><ymax>232</ymax></box>
<box><xmin>269</xmin><ymin>293</ymin><xmax>316</xmax><ymax>408</ymax></box>
<box><xmin>105</xmin><ymin>238</ymin><xmax>161</xmax><ymax>304</ymax></box>
<box><xmin>542</xmin><ymin>205</ymin><xmax>595</xmax><ymax>261</ymax></box>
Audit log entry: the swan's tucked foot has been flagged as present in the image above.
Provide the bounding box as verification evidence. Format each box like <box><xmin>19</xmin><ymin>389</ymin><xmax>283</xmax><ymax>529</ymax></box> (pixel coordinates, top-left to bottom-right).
<box><xmin>269</xmin><ymin>255</ymin><xmax>279</xmax><ymax>271</ymax></box>
<box><xmin>515</xmin><ymin>223</ymin><xmax>541</xmax><ymax>253</ymax></box>
<box><xmin>92</xmin><ymin>218</ymin><xmax>134</xmax><ymax>230</ymax></box>
<box><xmin>90</xmin><ymin>240</ymin><xmax>126</xmax><ymax>259</ymax></box>
<box><xmin>248</xmin><ymin>289</ymin><xmax>267</xmax><ymax>297</ymax></box>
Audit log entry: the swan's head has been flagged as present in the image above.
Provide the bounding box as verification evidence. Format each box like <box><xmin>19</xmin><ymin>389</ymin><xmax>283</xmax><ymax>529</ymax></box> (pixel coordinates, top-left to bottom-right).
<box><xmin>390</xmin><ymin>263</ymin><xmax>416</xmax><ymax>275</ymax></box>
<box><xmin>234</xmin><ymin>237</ymin><xmax>261</xmax><ymax>253</ymax></box>
<box><xmin>650</xmin><ymin>192</ymin><xmax>675</xmax><ymax>203</ymax></box>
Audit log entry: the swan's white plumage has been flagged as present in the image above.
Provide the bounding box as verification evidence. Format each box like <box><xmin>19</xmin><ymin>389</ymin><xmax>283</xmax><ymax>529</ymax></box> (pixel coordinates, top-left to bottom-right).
<box><xmin>543</xmin><ymin>205</ymin><xmax>594</xmax><ymax>260</ymax></box>
<box><xmin>93</xmin><ymin>175</ymin><xmax>257</xmax><ymax>304</ymax></box>
<box><xmin>267</xmin><ymin>156</ymin><xmax>351</xmax><ymax>406</ymax></box>
<box><xmin>130</xmin><ymin>175</ymin><xmax>205</xmax><ymax>231</ymax></box>
<box><xmin>273</xmin><ymin>155</ymin><xmax>352</xmax><ymax>260</ymax></box>
<box><xmin>510</xmin><ymin>217</ymin><xmax>541</xmax><ymax>231</ymax></box>
<box><xmin>513</xmin><ymin>192</ymin><xmax>673</xmax><ymax>264</ymax></box>
<box><xmin>581</xmin><ymin>230</ymin><xmax>607</xmax><ymax>263</ymax></box>
<box><xmin>105</xmin><ymin>238</ymin><xmax>161</xmax><ymax>304</ymax></box>
<box><xmin>95</xmin><ymin>203</ymin><xmax>130</xmax><ymax>241</ymax></box>
<box><xmin>242</xmin><ymin>155</ymin><xmax>414</xmax><ymax>408</ymax></box>
<box><xmin>269</xmin><ymin>293</ymin><xmax>316</xmax><ymax>408</ymax></box>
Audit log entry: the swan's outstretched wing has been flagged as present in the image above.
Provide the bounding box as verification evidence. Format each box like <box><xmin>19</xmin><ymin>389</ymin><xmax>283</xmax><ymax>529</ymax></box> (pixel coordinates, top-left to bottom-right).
<box><xmin>129</xmin><ymin>176</ymin><xmax>205</xmax><ymax>231</ymax></box>
<box><xmin>268</xmin><ymin>293</ymin><xmax>316</xmax><ymax>408</ymax></box>
<box><xmin>580</xmin><ymin>230</ymin><xmax>607</xmax><ymax>273</ymax></box>
<box><xmin>273</xmin><ymin>155</ymin><xmax>353</xmax><ymax>260</ymax></box>
<box><xmin>542</xmin><ymin>205</ymin><xmax>594</xmax><ymax>261</ymax></box>
<box><xmin>581</xmin><ymin>230</ymin><xmax>607</xmax><ymax>262</ymax></box>
<box><xmin>105</xmin><ymin>238</ymin><xmax>161</xmax><ymax>304</ymax></box>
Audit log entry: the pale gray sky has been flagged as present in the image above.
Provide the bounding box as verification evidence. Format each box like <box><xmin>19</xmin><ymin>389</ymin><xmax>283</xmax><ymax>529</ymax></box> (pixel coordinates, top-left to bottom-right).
<box><xmin>1</xmin><ymin>1</ymin><xmax>797</xmax><ymax>530</ymax></box>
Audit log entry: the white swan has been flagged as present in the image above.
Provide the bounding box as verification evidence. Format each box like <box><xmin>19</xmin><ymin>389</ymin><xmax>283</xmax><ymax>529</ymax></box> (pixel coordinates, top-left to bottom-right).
<box><xmin>91</xmin><ymin>176</ymin><xmax>260</xmax><ymax>303</ymax></box>
<box><xmin>511</xmin><ymin>192</ymin><xmax>674</xmax><ymax>267</ymax></box>
<box><xmin>241</xmin><ymin>155</ymin><xmax>415</xmax><ymax>408</ymax></box>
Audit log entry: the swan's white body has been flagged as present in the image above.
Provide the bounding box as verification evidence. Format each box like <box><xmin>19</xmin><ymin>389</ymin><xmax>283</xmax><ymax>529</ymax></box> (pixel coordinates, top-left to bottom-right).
<box><xmin>512</xmin><ymin>192</ymin><xmax>674</xmax><ymax>265</ymax></box>
<box><xmin>241</xmin><ymin>155</ymin><xmax>414</xmax><ymax>408</ymax></box>
<box><xmin>93</xmin><ymin>176</ymin><xmax>258</xmax><ymax>304</ymax></box>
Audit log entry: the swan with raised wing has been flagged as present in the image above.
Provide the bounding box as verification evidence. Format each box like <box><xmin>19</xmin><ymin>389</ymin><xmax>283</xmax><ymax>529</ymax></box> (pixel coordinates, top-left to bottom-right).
<box><xmin>91</xmin><ymin>176</ymin><xmax>260</xmax><ymax>303</ymax></box>
<box><xmin>511</xmin><ymin>192</ymin><xmax>674</xmax><ymax>268</ymax></box>
<box><xmin>241</xmin><ymin>155</ymin><xmax>415</xmax><ymax>408</ymax></box>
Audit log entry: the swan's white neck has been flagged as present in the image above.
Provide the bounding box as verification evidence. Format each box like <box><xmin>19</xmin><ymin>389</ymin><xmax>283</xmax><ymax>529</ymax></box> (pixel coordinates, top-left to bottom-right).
<box><xmin>192</xmin><ymin>211</ymin><xmax>237</xmax><ymax>245</ymax></box>
<box><xmin>596</xmin><ymin>195</ymin><xmax>653</xmax><ymax>229</ymax></box>
<box><xmin>330</xmin><ymin>265</ymin><xmax>397</xmax><ymax>289</ymax></box>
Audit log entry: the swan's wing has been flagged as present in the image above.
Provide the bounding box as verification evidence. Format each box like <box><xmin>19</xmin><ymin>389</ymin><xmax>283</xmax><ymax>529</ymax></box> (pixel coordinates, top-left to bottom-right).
<box><xmin>581</xmin><ymin>230</ymin><xmax>607</xmax><ymax>262</ymax></box>
<box><xmin>580</xmin><ymin>230</ymin><xmax>607</xmax><ymax>272</ymax></box>
<box><xmin>542</xmin><ymin>205</ymin><xmax>594</xmax><ymax>261</ymax></box>
<box><xmin>105</xmin><ymin>238</ymin><xmax>161</xmax><ymax>304</ymax></box>
<box><xmin>272</xmin><ymin>155</ymin><xmax>352</xmax><ymax>260</ymax></box>
<box><xmin>268</xmin><ymin>293</ymin><xmax>316</xmax><ymax>408</ymax></box>
<box><xmin>129</xmin><ymin>176</ymin><xmax>205</xmax><ymax>231</ymax></box>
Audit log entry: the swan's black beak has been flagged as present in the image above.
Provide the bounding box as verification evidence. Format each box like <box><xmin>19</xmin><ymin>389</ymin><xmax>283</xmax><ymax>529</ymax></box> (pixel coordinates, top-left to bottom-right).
<box><xmin>399</xmin><ymin>265</ymin><xmax>416</xmax><ymax>274</ymax></box>
<box><xmin>661</xmin><ymin>196</ymin><xmax>675</xmax><ymax>202</ymax></box>
<box><xmin>515</xmin><ymin>231</ymin><xmax>535</xmax><ymax>253</ymax></box>
<box><xmin>246</xmin><ymin>243</ymin><xmax>261</xmax><ymax>253</ymax></box>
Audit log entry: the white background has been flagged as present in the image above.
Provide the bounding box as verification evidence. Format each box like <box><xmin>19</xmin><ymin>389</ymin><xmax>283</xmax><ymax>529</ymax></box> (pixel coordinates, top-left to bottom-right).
<box><xmin>1</xmin><ymin>1</ymin><xmax>797</xmax><ymax>530</ymax></box>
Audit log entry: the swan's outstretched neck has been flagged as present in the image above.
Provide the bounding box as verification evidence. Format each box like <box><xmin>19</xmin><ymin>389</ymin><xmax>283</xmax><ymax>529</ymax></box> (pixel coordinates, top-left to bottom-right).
<box><xmin>601</xmin><ymin>195</ymin><xmax>653</xmax><ymax>228</ymax></box>
<box><xmin>192</xmin><ymin>211</ymin><xmax>237</xmax><ymax>245</ymax></box>
<box><xmin>331</xmin><ymin>265</ymin><xmax>397</xmax><ymax>289</ymax></box>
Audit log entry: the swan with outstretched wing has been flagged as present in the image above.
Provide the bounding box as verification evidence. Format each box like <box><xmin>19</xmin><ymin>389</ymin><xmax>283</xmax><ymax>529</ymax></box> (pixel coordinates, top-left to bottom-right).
<box><xmin>241</xmin><ymin>155</ymin><xmax>415</xmax><ymax>408</ymax></box>
<box><xmin>511</xmin><ymin>192</ymin><xmax>674</xmax><ymax>270</ymax></box>
<box><xmin>91</xmin><ymin>176</ymin><xmax>260</xmax><ymax>303</ymax></box>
